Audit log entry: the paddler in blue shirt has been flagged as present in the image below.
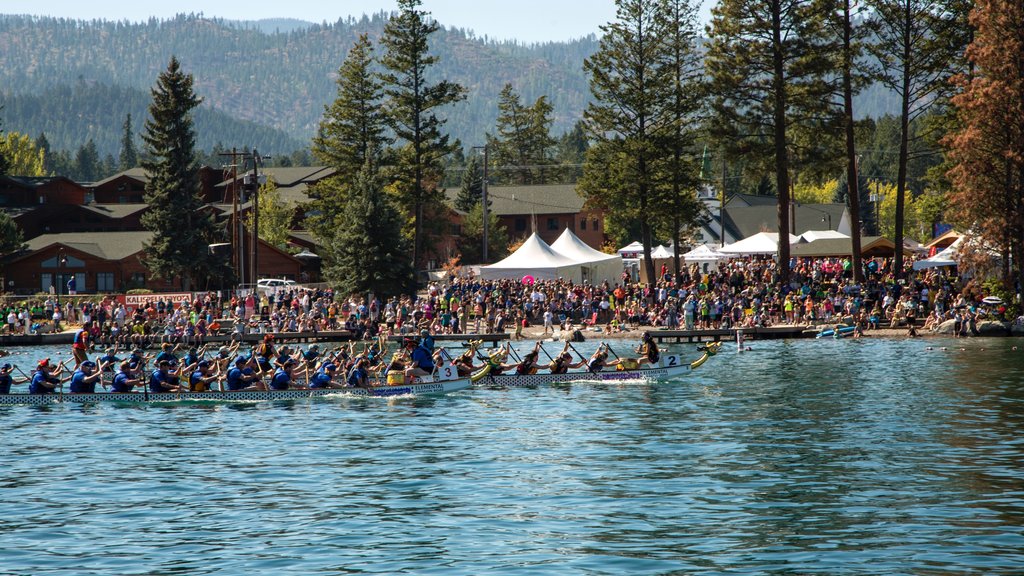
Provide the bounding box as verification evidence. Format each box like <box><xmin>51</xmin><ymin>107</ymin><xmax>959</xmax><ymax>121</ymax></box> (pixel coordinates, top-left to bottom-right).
<box><xmin>69</xmin><ymin>361</ymin><xmax>103</xmax><ymax>393</ymax></box>
<box><xmin>347</xmin><ymin>358</ymin><xmax>371</xmax><ymax>388</ymax></box>
<box><xmin>149</xmin><ymin>359</ymin><xmax>184</xmax><ymax>393</ymax></box>
<box><xmin>225</xmin><ymin>356</ymin><xmax>265</xmax><ymax>391</ymax></box>
<box><xmin>110</xmin><ymin>361</ymin><xmax>144</xmax><ymax>393</ymax></box>
<box><xmin>189</xmin><ymin>360</ymin><xmax>220</xmax><ymax>392</ymax></box>
<box><xmin>309</xmin><ymin>362</ymin><xmax>344</xmax><ymax>389</ymax></box>
<box><xmin>0</xmin><ymin>363</ymin><xmax>29</xmax><ymax>394</ymax></box>
<box><xmin>404</xmin><ymin>338</ymin><xmax>435</xmax><ymax>383</ymax></box>
<box><xmin>270</xmin><ymin>358</ymin><xmax>301</xmax><ymax>390</ymax></box>
<box><xmin>30</xmin><ymin>358</ymin><xmax>66</xmax><ymax>394</ymax></box>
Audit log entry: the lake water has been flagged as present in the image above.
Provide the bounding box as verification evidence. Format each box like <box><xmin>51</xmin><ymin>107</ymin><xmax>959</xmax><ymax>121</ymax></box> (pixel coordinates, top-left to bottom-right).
<box><xmin>2</xmin><ymin>337</ymin><xmax>1024</xmax><ymax>575</ymax></box>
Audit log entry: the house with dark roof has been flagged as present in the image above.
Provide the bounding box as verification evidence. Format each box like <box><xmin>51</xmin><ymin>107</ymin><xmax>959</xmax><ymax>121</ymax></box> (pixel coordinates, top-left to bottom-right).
<box><xmin>0</xmin><ymin>175</ymin><xmax>89</xmax><ymax>207</ymax></box>
<box><xmin>447</xmin><ymin>183</ymin><xmax>607</xmax><ymax>250</ymax></box>
<box><xmin>3</xmin><ymin>231</ymin><xmax>304</xmax><ymax>294</ymax></box>
<box><xmin>9</xmin><ymin>203</ymin><xmax>149</xmax><ymax>240</ymax></box>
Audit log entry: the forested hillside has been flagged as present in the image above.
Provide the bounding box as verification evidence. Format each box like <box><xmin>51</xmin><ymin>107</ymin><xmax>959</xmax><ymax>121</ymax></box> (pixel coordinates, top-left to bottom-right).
<box><xmin>0</xmin><ymin>12</ymin><xmax>898</xmax><ymax>162</ymax></box>
<box><xmin>0</xmin><ymin>13</ymin><xmax>597</xmax><ymax>158</ymax></box>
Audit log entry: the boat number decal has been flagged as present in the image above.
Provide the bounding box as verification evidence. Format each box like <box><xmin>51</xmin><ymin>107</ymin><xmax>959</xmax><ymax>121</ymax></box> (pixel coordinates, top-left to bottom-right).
<box><xmin>666</xmin><ymin>355</ymin><xmax>678</xmax><ymax>367</ymax></box>
<box><xmin>439</xmin><ymin>365</ymin><xmax>456</xmax><ymax>381</ymax></box>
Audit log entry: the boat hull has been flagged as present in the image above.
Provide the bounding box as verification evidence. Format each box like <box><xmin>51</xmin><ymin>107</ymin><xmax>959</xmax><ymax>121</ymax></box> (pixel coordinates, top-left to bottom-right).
<box><xmin>474</xmin><ymin>363</ymin><xmax>692</xmax><ymax>388</ymax></box>
<box><xmin>0</xmin><ymin>379</ymin><xmax>471</xmax><ymax>405</ymax></box>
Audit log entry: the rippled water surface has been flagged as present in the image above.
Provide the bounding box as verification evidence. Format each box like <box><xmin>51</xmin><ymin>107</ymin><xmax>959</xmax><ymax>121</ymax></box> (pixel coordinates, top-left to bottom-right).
<box><xmin>2</xmin><ymin>338</ymin><xmax>1024</xmax><ymax>575</ymax></box>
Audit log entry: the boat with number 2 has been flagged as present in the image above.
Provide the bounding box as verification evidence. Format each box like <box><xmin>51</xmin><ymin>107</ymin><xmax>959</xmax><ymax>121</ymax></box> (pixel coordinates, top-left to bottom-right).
<box><xmin>470</xmin><ymin>342</ymin><xmax>722</xmax><ymax>387</ymax></box>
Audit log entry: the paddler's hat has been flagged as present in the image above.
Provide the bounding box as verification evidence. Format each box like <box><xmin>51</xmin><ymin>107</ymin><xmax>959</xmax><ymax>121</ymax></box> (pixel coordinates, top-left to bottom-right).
<box><xmin>81</xmin><ymin>361</ymin><xmax>97</xmax><ymax>370</ymax></box>
<box><xmin>309</xmin><ymin>344</ymin><xmax>319</xmax><ymax>351</ymax></box>
<box><xmin>219</xmin><ymin>346</ymin><xmax>230</xmax><ymax>357</ymax></box>
<box><xmin>283</xmin><ymin>358</ymin><xmax>297</xmax><ymax>368</ymax></box>
<box><xmin>1</xmin><ymin>363</ymin><xmax>11</xmax><ymax>371</ymax></box>
<box><xmin>158</xmin><ymin>359</ymin><xmax>172</xmax><ymax>367</ymax></box>
<box><xmin>264</xmin><ymin>334</ymin><xmax>275</xmax><ymax>341</ymax></box>
<box><xmin>198</xmin><ymin>360</ymin><xmax>212</xmax><ymax>369</ymax></box>
<box><xmin>105</xmin><ymin>347</ymin><xmax>115</xmax><ymax>354</ymax></box>
<box><xmin>37</xmin><ymin>358</ymin><xmax>51</xmax><ymax>369</ymax></box>
<box><xmin>324</xmin><ymin>363</ymin><xmax>337</xmax><ymax>372</ymax></box>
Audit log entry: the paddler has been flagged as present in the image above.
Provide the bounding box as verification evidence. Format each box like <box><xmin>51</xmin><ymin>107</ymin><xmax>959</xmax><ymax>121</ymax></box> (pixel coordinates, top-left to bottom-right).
<box><xmin>309</xmin><ymin>363</ymin><xmax>344</xmax><ymax>389</ymax></box>
<box><xmin>148</xmin><ymin>359</ymin><xmax>184</xmax><ymax>393</ymax></box>
<box><xmin>269</xmin><ymin>358</ymin><xmax>302</xmax><ymax>390</ymax></box>
<box><xmin>30</xmin><ymin>358</ymin><xmax>65</xmax><ymax>394</ymax></box>
<box><xmin>0</xmin><ymin>363</ymin><xmax>29</xmax><ymax>394</ymax></box>
<box><xmin>629</xmin><ymin>332</ymin><xmax>660</xmax><ymax>367</ymax></box>
<box><xmin>404</xmin><ymin>337</ymin><xmax>435</xmax><ymax>383</ymax></box>
<box><xmin>453</xmin><ymin>340</ymin><xmax>482</xmax><ymax>377</ymax></box>
<box><xmin>110</xmin><ymin>361</ymin><xmax>144</xmax><ymax>393</ymax></box>
<box><xmin>515</xmin><ymin>342</ymin><xmax>544</xmax><ymax>375</ymax></box>
<box><xmin>225</xmin><ymin>356</ymin><xmax>265</xmax><ymax>391</ymax></box>
<box><xmin>189</xmin><ymin>360</ymin><xmax>220</xmax><ymax>392</ymax></box>
<box><xmin>587</xmin><ymin>344</ymin><xmax>610</xmax><ymax>372</ymax></box>
<box><xmin>346</xmin><ymin>358</ymin><xmax>371</xmax><ymax>388</ymax></box>
<box><xmin>484</xmin><ymin>344</ymin><xmax>517</xmax><ymax>376</ymax></box>
<box><xmin>546</xmin><ymin>342</ymin><xmax>585</xmax><ymax>374</ymax></box>
<box><xmin>69</xmin><ymin>360</ymin><xmax>103</xmax><ymax>393</ymax></box>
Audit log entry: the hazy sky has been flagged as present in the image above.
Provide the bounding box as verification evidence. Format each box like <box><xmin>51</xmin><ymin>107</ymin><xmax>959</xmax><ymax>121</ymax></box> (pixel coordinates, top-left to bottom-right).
<box><xmin>1</xmin><ymin>0</ymin><xmax>712</xmax><ymax>44</ymax></box>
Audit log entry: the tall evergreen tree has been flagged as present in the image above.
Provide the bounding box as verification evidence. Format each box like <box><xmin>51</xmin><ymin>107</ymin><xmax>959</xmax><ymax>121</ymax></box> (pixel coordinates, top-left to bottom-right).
<box><xmin>310</xmin><ymin>33</ymin><xmax>391</xmax><ymax>251</ymax></box>
<box><xmin>379</xmin><ymin>0</ymin><xmax>467</xmax><ymax>272</ymax></box>
<box><xmin>656</xmin><ymin>0</ymin><xmax>705</xmax><ymax>275</ymax></box>
<box><xmin>34</xmin><ymin>133</ymin><xmax>52</xmax><ymax>175</ymax></box>
<box><xmin>119</xmin><ymin>113</ymin><xmax>138</xmax><ymax>170</ymax></box>
<box><xmin>945</xmin><ymin>0</ymin><xmax>1024</xmax><ymax>289</ymax></box>
<box><xmin>487</xmin><ymin>83</ymin><xmax>557</xmax><ymax>184</ymax></box>
<box><xmin>580</xmin><ymin>0</ymin><xmax>673</xmax><ymax>285</ymax></box>
<box><xmin>866</xmin><ymin>0</ymin><xmax>968</xmax><ymax>277</ymax></box>
<box><xmin>456</xmin><ymin>152</ymin><xmax>484</xmax><ymax>213</ymax></box>
<box><xmin>0</xmin><ymin>211</ymin><xmax>25</xmax><ymax>257</ymax></box>
<box><xmin>140</xmin><ymin>57</ymin><xmax>217</xmax><ymax>291</ymax></box>
<box><xmin>0</xmin><ymin>114</ymin><xmax>9</xmax><ymax>176</ymax></box>
<box><xmin>706</xmin><ymin>0</ymin><xmax>837</xmax><ymax>284</ymax></box>
<box><xmin>74</xmin><ymin>139</ymin><xmax>100</xmax><ymax>182</ymax></box>
<box><xmin>324</xmin><ymin>163</ymin><xmax>413</xmax><ymax>298</ymax></box>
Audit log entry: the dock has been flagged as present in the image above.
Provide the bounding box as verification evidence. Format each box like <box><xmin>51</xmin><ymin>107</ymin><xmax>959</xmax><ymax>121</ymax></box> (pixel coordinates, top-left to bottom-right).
<box><xmin>646</xmin><ymin>326</ymin><xmax>816</xmax><ymax>343</ymax></box>
<box><xmin>0</xmin><ymin>330</ymin><xmax>357</xmax><ymax>347</ymax></box>
<box><xmin>387</xmin><ymin>333</ymin><xmax>508</xmax><ymax>348</ymax></box>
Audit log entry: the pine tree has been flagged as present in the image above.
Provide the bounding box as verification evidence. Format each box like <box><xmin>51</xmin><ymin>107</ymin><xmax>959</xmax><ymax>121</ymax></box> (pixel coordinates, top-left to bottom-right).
<box><xmin>866</xmin><ymin>0</ymin><xmax>969</xmax><ymax>277</ymax></box>
<box><xmin>580</xmin><ymin>0</ymin><xmax>673</xmax><ymax>285</ymax></box>
<box><xmin>74</xmin><ymin>139</ymin><xmax>100</xmax><ymax>182</ymax></box>
<box><xmin>34</xmin><ymin>133</ymin><xmax>52</xmax><ymax>175</ymax></box>
<box><xmin>945</xmin><ymin>0</ymin><xmax>1024</xmax><ymax>289</ymax></box>
<box><xmin>706</xmin><ymin>0</ymin><xmax>838</xmax><ymax>284</ymax></box>
<box><xmin>119</xmin><ymin>113</ymin><xmax>138</xmax><ymax>170</ymax></box>
<box><xmin>0</xmin><ymin>210</ymin><xmax>25</xmax><ymax>256</ymax></box>
<box><xmin>323</xmin><ymin>163</ymin><xmax>413</xmax><ymax>298</ymax></box>
<box><xmin>140</xmin><ymin>56</ymin><xmax>218</xmax><ymax>291</ymax></box>
<box><xmin>310</xmin><ymin>33</ymin><xmax>391</xmax><ymax>253</ymax></box>
<box><xmin>312</xmin><ymin>34</ymin><xmax>390</xmax><ymax>177</ymax></box>
<box><xmin>654</xmin><ymin>0</ymin><xmax>705</xmax><ymax>275</ymax></box>
<box><xmin>0</xmin><ymin>114</ymin><xmax>9</xmax><ymax>176</ymax></box>
<box><xmin>459</xmin><ymin>203</ymin><xmax>509</xmax><ymax>265</ymax></box>
<box><xmin>378</xmin><ymin>0</ymin><xmax>467</xmax><ymax>272</ymax></box>
<box><xmin>455</xmin><ymin>152</ymin><xmax>483</xmax><ymax>213</ymax></box>
<box><xmin>487</xmin><ymin>83</ymin><xmax>556</xmax><ymax>184</ymax></box>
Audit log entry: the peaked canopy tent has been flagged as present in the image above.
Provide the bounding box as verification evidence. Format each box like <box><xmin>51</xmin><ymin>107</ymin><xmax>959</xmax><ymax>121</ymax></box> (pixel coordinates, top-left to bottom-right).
<box><xmin>551</xmin><ymin>229</ymin><xmax>623</xmax><ymax>285</ymax></box>
<box><xmin>650</xmin><ymin>245</ymin><xmax>675</xmax><ymax>259</ymax></box>
<box><xmin>683</xmin><ymin>244</ymin><xmax>731</xmax><ymax>262</ymax></box>
<box><xmin>479</xmin><ymin>232</ymin><xmax>583</xmax><ymax>283</ymax></box>
<box><xmin>617</xmin><ymin>241</ymin><xmax>644</xmax><ymax>259</ymax></box>
<box><xmin>913</xmin><ymin>237</ymin><xmax>962</xmax><ymax>270</ymax></box>
<box><xmin>719</xmin><ymin>232</ymin><xmax>801</xmax><ymax>256</ymax></box>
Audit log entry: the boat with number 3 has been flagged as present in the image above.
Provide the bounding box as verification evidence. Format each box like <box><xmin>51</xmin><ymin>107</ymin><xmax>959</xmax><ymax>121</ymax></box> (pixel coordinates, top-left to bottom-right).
<box><xmin>0</xmin><ymin>376</ymin><xmax>471</xmax><ymax>405</ymax></box>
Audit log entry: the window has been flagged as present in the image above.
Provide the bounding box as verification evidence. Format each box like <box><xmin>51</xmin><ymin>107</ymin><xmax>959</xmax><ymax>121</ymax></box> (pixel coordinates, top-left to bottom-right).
<box><xmin>547</xmin><ymin>218</ymin><xmax>558</xmax><ymax>231</ymax></box>
<box><xmin>129</xmin><ymin>273</ymin><xmax>146</xmax><ymax>289</ymax></box>
<box><xmin>592</xmin><ymin>219</ymin><xmax>600</xmax><ymax>230</ymax></box>
<box><xmin>515</xmin><ymin>218</ymin><xmax>527</xmax><ymax>232</ymax></box>
<box><xmin>580</xmin><ymin>219</ymin><xmax>587</xmax><ymax>231</ymax></box>
<box><xmin>97</xmin><ymin>272</ymin><xmax>115</xmax><ymax>292</ymax></box>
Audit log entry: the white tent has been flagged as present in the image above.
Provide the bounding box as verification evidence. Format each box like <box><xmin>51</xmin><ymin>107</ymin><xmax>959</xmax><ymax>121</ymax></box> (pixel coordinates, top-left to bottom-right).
<box><xmin>799</xmin><ymin>230</ymin><xmax>850</xmax><ymax>243</ymax></box>
<box><xmin>650</xmin><ymin>244</ymin><xmax>675</xmax><ymax>258</ymax></box>
<box><xmin>479</xmin><ymin>232</ymin><xmax>583</xmax><ymax>282</ymax></box>
<box><xmin>617</xmin><ymin>241</ymin><xmax>644</xmax><ymax>259</ymax></box>
<box><xmin>719</xmin><ymin>232</ymin><xmax>800</xmax><ymax>255</ymax></box>
<box><xmin>551</xmin><ymin>228</ymin><xmax>623</xmax><ymax>285</ymax></box>
<box><xmin>682</xmin><ymin>244</ymin><xmax>730</xmax><ymax>262</ymax></box>
<box><xmin>913</xmin><ymin>237</ymin><xmax>962</xmax><ymax>270</ymax></box>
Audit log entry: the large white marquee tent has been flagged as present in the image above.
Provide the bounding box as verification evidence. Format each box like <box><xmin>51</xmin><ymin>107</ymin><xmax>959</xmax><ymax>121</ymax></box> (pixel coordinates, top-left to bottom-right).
<box><xmin>719</xmin><ymin>232</ymin><xmax>800</xmax><ymax>256</ymax></box>
<box><xmin>479</xmin><ymin>233</ymin><xmax>583</xmax><ymax>282</ymax></box>
<box><xmin>551</xmin><ymin>229</ymin><xmax>623</xmax><ymax>285</ymax></box>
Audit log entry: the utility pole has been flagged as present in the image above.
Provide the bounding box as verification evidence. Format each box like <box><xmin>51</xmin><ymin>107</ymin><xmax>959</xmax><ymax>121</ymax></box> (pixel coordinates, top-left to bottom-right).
<box><xmin>218</xmin><ymin>148</ymin><xmax>246</xmax><ymax>287</ymax></box>
<box><xmin>720</xmin><ymin>147</ymin><xmax>727</xmax><ymax>247</ymax></box>
<box><xmin>482</xmin><ymin>145</ymin><xmax>489</xmax><ymax>262</ymax></box>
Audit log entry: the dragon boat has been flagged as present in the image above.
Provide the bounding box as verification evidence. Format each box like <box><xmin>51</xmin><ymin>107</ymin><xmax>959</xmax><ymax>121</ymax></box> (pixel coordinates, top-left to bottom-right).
<box><xmin>0</xmin><ymin>376</ymin><xmax>471</xmax><ymax>405</ymax></box>
<box><xmin>469</xmin><ymin>341</ymin><xmax>721</xmax><ymax>387</ymax></box>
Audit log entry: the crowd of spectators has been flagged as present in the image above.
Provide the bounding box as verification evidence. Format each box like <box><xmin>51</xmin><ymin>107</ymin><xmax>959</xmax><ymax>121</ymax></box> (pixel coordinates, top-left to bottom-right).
<box><xmin>1</xmin><ymin>254</ymin><xmax>1017</xmax><ymax>344</ymax></box>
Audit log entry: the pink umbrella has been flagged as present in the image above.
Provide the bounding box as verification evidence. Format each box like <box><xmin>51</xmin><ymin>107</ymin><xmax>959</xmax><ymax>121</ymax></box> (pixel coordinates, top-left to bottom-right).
<box><xmin>522</xmin><ymin>275</ymin><xmax>535</xmax><ymax>285</ymax></box>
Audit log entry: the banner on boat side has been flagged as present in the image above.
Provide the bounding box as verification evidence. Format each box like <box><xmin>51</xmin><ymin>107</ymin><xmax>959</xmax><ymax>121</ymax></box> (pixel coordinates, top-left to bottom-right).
<box><xmin>116</xmin><ymin>292</ymin><xmax>194</xmax><ymax>308</ymax></box>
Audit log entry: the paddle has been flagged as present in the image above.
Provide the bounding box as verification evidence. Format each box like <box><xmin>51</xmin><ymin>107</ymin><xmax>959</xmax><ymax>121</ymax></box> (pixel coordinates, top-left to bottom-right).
<box><xmin>604</xmin><ymin>342</ymin><xmax>622</xmax><ymax>362</ymax></box>
<box><xmin>567</xmin><ymin>342</ymin><xmax>596</xmax><ymax>374</ymax></box>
